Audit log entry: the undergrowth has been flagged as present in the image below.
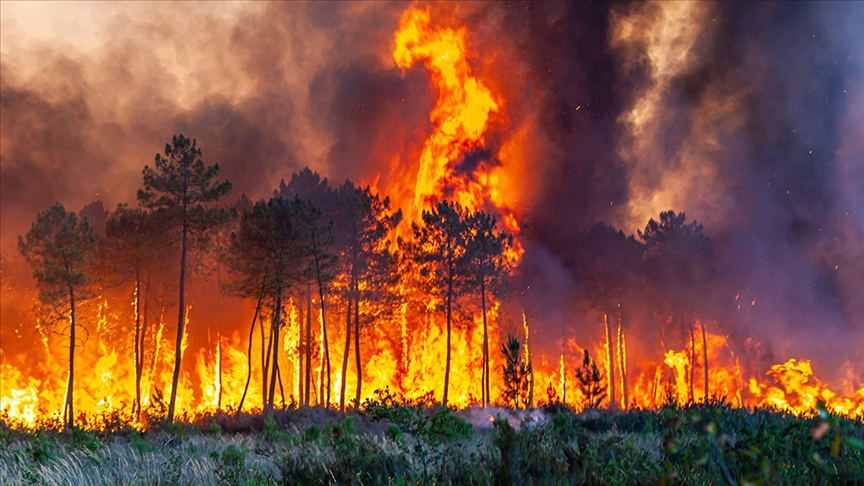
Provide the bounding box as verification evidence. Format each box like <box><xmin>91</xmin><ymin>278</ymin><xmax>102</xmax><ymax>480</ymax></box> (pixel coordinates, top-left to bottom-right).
<box><xmin>0</xmin><ymin>397</ymin><xmax>861</xmax><ymax>485</ymax></box>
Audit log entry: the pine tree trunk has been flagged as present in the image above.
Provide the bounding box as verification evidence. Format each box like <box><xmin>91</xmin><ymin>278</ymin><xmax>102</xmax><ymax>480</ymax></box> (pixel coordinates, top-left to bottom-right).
<box><xmin>296</xmin><ymin>296</ymin><xmax>303</xmax><ymax>405</ymax></box>
<box><xmin>701</xmin><ymin>319</ymin><xmax>709</xmax><ymax>402</ymax></box>
<box><xmin>66</xmin><ymin>284</ymin><xmax>76</xmax><ymax>429</ymax></box>
<box><xmin>688</xmin><ymin>316</ymin><xmax>696</xmax><ymax>402</ymax></box>
<box><xmin>525</xmin><ymin>314</ymin><xmax>533</xmax><ymax>408</ymax></box>
<box><xmin>604</xmin><ymin>313</ymin><xmax>617</xmax><ymax>409</ymax></box>
<box><xmin>340</xmin><ymin>293</ymin><xmax>351</xmax><ymax>412</ymax></box>
<box><xmin>237</xmin><ymin>281</ymin><xmax>265</xmax><ymax>416</ymax></box>
<box><xmin>480</xmin><ymin>277</ymin><xmax>489</xmax><ymax>407</ymax></box>
<box><xmin>305</xmin><ymin>285</ymin><xmax>312</xmax><ymax>406</ymax></box>
<box><xmin>134</xmin><ymin>269</ymin><xmax>142</xmax><ymax>419</ymax></box>
<box><xmin>312</xmin><ymin>236</ymin><xmax>330</xmax><ymax>408</ymax></box>
<box><xmin>261</xmin><ymin>309</ymin><xmax>269</xmax><ymax>408</ymax></box>
<box><xmin>168</xmin><ymin>208</ymin><xmax>188</xmax><ymax>424</ymax></box>
<box><xmin>617</xmin><ymin>315</ymin><xmax>628</xmax><ymax>409</ymax></box>
<box><xmin>266</xmin><ymin>291</ymin><xmax>283</xmax><ymax>412</ymax></box>
<box><xmin>140</xmin><ymin>274</ymin><xmax>150</xmax><ymax>418</ymax></box>
<box><xmin>354</xmin><ymin>279</ymin><xmax>362</xmax><ymax>409</ymax></box>
<box><xmin>443</xmin><ymin>274</ymin><xmax>453</xmax><ymax>407</ymax></box>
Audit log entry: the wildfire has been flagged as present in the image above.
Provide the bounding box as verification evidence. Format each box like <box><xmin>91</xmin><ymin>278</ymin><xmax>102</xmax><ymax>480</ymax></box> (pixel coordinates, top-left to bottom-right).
<box><xmin>1</xmin><ymin>4</ymin><xmax>863</xmax><ymax>430</ymax></box>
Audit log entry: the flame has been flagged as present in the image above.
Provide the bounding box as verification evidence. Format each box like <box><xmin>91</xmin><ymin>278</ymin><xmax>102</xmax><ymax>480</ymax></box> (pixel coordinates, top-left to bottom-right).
<box><xmin>1</xmin><ymin>4</ymin><xmax>863</xmax><ymax>430</ymax></box>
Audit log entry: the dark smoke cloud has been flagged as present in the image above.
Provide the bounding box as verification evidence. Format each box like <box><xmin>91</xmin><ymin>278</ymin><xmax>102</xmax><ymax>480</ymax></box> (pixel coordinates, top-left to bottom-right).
<box><xmin>499</xmin><ymin>1</ymin><xmax>863</xmax><ymax>375</ymax></box>
<box><xmin>1</xmin><ymin>2</ymin><xmax>861</xmax><ymax>380</ymax></box>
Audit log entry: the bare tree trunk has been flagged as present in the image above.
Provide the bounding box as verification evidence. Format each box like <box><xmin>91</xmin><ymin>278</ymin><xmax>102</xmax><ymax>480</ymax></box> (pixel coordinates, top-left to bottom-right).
<box><xmin>134</xmin><ymin>270</ymin><xmax>143</xmax><ymax>419</ymax></box>
<box><xmin>261</xmin><ymin>310</ymin><xmax>269</xmax><ymax>408</ymax></box>
<box><xmin>340</xmin><ymin>295</ymin><xmax>351</xmax><ymax>412</ymax></box>
<box><xmin>168</xmin><ymin>208</ymin><xmax>188</xmax><ymax>423</ymax></box>
<box><xmin>217</xmin><ymin>267</ymin><xmax>222</xmax><ymax>411</ymax></box>
<box><xmin>617</xmin><ymin>306</ymin><xmax>628</xmax><ymax>409</ymax></box>
<box><xmin>354</xmin><ymin>279</ymin><xmax>362</xmax><ymax>409</ymax></box>
<box><xmin>66</xmin><ymin>283</ymin><xmax>76</xmax><ymax>429</ymax></box>
<box><xmin>312</xmin><ymin>236</ymin><xmax>330</xmax><ymax>407</ymax></box>
<box><xmin>140</xmin><ymin>274</ymin><xmax>150</xmax><ymax>417</ymax></box>
<box><xmin>443</xmin><ymin>274</ymin><xmax>453</xmax><ymax>407</ymax></box>
<box><xmin>277</xmin><ymin>361</ymin><xmax>286</xmax><ymax>409</ymax></box>
<box><xmin>701</xmin><ymin>319</ymin><xmax>709</xmax><ymax>402</ymax></box>
<box><xmin>688</xmin><ymin>315</ymin><xmax>696</xmax><ymax>402</ymax></box>
<box><xmin>305</xmin><ymin>285</ymin><xmax>312</xmax><ymax>406</ymax></box>
<box><xmin>296</xmin><ymin>294</ymin><xmax>303</xmax><ymax>405</ymax></box>
<box><xmin>480</xmin><ymin>277</ymin><xmax>489</xmax><ymax>407</ymax></box>
<box><xmin>237</xmin><ymin>281</ymin><xmax>266</xmax><ymax>416</ymax></box>
<box><xmin>604</xmin><ymin>313</ymin><xmax>617</xmax><ymax>409</ymax></box>
<box><xmin>266</xmin><ymin>291</ymin><xmax>283</xmax><ymax>412</ymax></box>
<box><xmin>524</xmin><ymin>312</ymin><xmax>534</xmax><ymax>408</ymax></box>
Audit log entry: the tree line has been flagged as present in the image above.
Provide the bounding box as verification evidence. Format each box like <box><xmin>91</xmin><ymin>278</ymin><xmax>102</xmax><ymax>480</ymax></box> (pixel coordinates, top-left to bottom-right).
<box><xmin>18</xmin><ymin>135</ymin><xmax>522</xmax><ymax>428</ymax></box>
<box><xmin>18</xmin><ymin>135</ymin><xmax>720</xmax><ymax>429</ymax></box>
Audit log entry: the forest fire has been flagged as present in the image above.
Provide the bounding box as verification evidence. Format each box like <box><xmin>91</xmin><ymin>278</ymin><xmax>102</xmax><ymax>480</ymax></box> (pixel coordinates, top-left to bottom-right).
<box><xmin>1</xmin><ymin>2</ymin><xmax>863</xmax><ymax>433</ymax></box>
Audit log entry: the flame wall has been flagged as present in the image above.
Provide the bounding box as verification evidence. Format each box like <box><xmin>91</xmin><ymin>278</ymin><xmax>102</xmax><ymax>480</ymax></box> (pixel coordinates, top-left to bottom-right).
<box><xmin>1</xmin><ymin>2</ymin><xmax>863</xmax><ymax>424</ymax></box>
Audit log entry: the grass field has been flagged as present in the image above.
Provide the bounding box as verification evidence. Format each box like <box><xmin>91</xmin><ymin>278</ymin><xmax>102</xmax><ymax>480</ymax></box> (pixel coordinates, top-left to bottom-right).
<box><xmin>1</xmin><ymin>397</ymin><xmax>862</xmax><ymax>485</ymax></box>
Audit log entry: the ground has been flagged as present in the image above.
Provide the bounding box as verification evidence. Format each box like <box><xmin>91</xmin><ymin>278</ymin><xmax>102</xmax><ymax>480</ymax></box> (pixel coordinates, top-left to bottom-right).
<box><xmin>1</xmin><ymin>400</ymin><xmax>862</xmax><ymax>485</ymax></box>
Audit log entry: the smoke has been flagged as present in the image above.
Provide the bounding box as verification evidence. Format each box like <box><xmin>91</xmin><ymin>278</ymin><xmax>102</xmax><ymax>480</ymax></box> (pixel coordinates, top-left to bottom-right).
<box><xmin>1</xmin><ymin>1</ymin><xmax>862</xmax><ymax>384</ymax></box>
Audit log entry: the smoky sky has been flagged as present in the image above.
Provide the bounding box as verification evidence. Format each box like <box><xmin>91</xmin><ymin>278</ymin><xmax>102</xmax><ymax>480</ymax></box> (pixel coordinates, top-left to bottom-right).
<box><xmin>1</xmin><ymin>2</ymin><xmax>862</xmax><ymax>370</ymax></box>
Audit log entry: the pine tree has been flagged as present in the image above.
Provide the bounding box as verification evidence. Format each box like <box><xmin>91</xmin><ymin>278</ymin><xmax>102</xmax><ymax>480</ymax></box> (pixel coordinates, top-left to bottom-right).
<box><xmin>18</xmin><ymin>203</ymin><xmax>96</xmax><ymax>429</ymax></box>
<box><xmin>500</xmin><ymin>335</ymin><xmax>531</xmax><ymax>409</ymax></box>
<box><xmin>406</xmin><ymin>200</ymin><xmax>471</xmax><ymax>407</ymax></box>
<box><xmin>465</xmin><ymin>211</ymin><xmax>512</xmax><ymax>407</ymax></box>
<box><xmin>137</xmin><ymin>134</ymin><xmax>231</xmax><ymax>422</ymax></box>
<box><xmin>575</xmin><ymin>349</ymin><xmax>607</xmax><ymax>409</ymax></box>
<box><xmin>103</xmin><ymin>204</ymin><xmax>164</xmax><ymax>418</ymax></box>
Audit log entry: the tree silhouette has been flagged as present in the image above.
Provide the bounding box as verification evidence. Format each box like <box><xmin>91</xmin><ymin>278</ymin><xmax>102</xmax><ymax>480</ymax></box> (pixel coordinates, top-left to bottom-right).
<box><xmin>294</xmin><ymin>197</ymin><xmax>336</xmax><ymax>407</ymax></box>
<box><xmin>137</xmin><ymin>134</ymin><xmax>232</xmax><ymax>422</ymax></box>
<box><xmin>103</xmin><ymin>204</ymin><xmax>165</xmax><ymax>418</ymax></box>
<box><xmin>567</xmin><ymin>222</ymin><xmax>642</xmax><ymax>409</ymax></box>
<box><xmin>575</xmin><ymin>348</ymin><xmax>607</xmax><ymax>409</ymax></box>
<box><xmin>406</xmin><ymin>200</ymin><xmax>471</xmax><ymax>407</ymax></box>
<box><xmin>225</xmin><ymin>196</ymin><xmax>311</xmax><ymax>412</ymax></box>
<box><xmin>639</xmin><ymin>211</ymin><xmax>716</xmax><ymax>401</ymax></box>
<box><xmin>18</xmin><ymin>202</ymin><xmax>96</xmax><ymax>429</ymax></box>
<box><xmin>332</xmin><ymin>181</ymin><xmax>402</xmax><ymax>411</ymax></box>
<box><xmin>500</xmin><ymin>334</ymin><xmax>531</xmax><ymax>409</ymax></box>
<box><xmin>277</xmin><ymin>170</ymin><xmax>335</xmax><ymax>406</ymax></box>
<box><xmin>464</xmin><ymin>211</ymin><xmax>512</xmax><ymax>407</ymax></box>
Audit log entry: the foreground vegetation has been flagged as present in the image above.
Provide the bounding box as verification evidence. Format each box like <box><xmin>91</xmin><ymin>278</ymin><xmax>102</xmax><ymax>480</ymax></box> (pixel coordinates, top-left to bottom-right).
<box><xmin>1</xmin><ymin>397</ymin><xmax>862</xmax><ymax>486</ymax></box>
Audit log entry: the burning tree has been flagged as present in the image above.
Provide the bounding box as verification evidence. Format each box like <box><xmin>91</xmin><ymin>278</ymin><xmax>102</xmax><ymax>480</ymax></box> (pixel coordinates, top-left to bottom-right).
<box><xmin>406</xmin><ymin>200</ymin><xmax>472</xmax><ymax>407</ymax></box>
<box><xmin>18</xmin><ymin>202</ymin><xmax>97</xmax><ymax>429</ymax></box>
<box><xmin>332</xmin><ymin>181</ymin><xmax>402</xmax><ymax>411</ymax></box>
<box><xmin>276</xmin><ymin>170</ymin><xmax>335</xmax><ymax>407</ymax></box>
<box><xmin>575</xmin><ymin>348</ymin><xmax>607</xmax><ymax>410</ymax></box>
<box><xmin>500</xmin><ymin>335</ymin><xmax>531</xmax><ymax>409</ymax></box>
<box><xmin>225</xmin><ymin>196</ymin><xmax>316</xmax><ymax>412</ymax></box>
<box><xmin>295</xmin><ymin>197</ymin><xmax>337</xmax><ymax>407</ymax></box>
<box><xmin>137</xmin><ymin>135</ymin><xmax>232</xmax><ymax>422</ymax></box>
<box><xmin>102</xmin><ymin>205</ymin><xmax>166</xmax><ymax>419</ymax></box>
<box><xmin>640</xmin><ymin>211</ymin><xmax>716</xmax><ymax>402</ymax></box>
<box><xmin>464</xmin><ymin>211</ymin><xmax>513</xmax><ymax>407</ymax></box>
<box><xmin>567</xmin><ymin>222</ymin><xmax>642</xmax><ymax>409</ymax></box>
